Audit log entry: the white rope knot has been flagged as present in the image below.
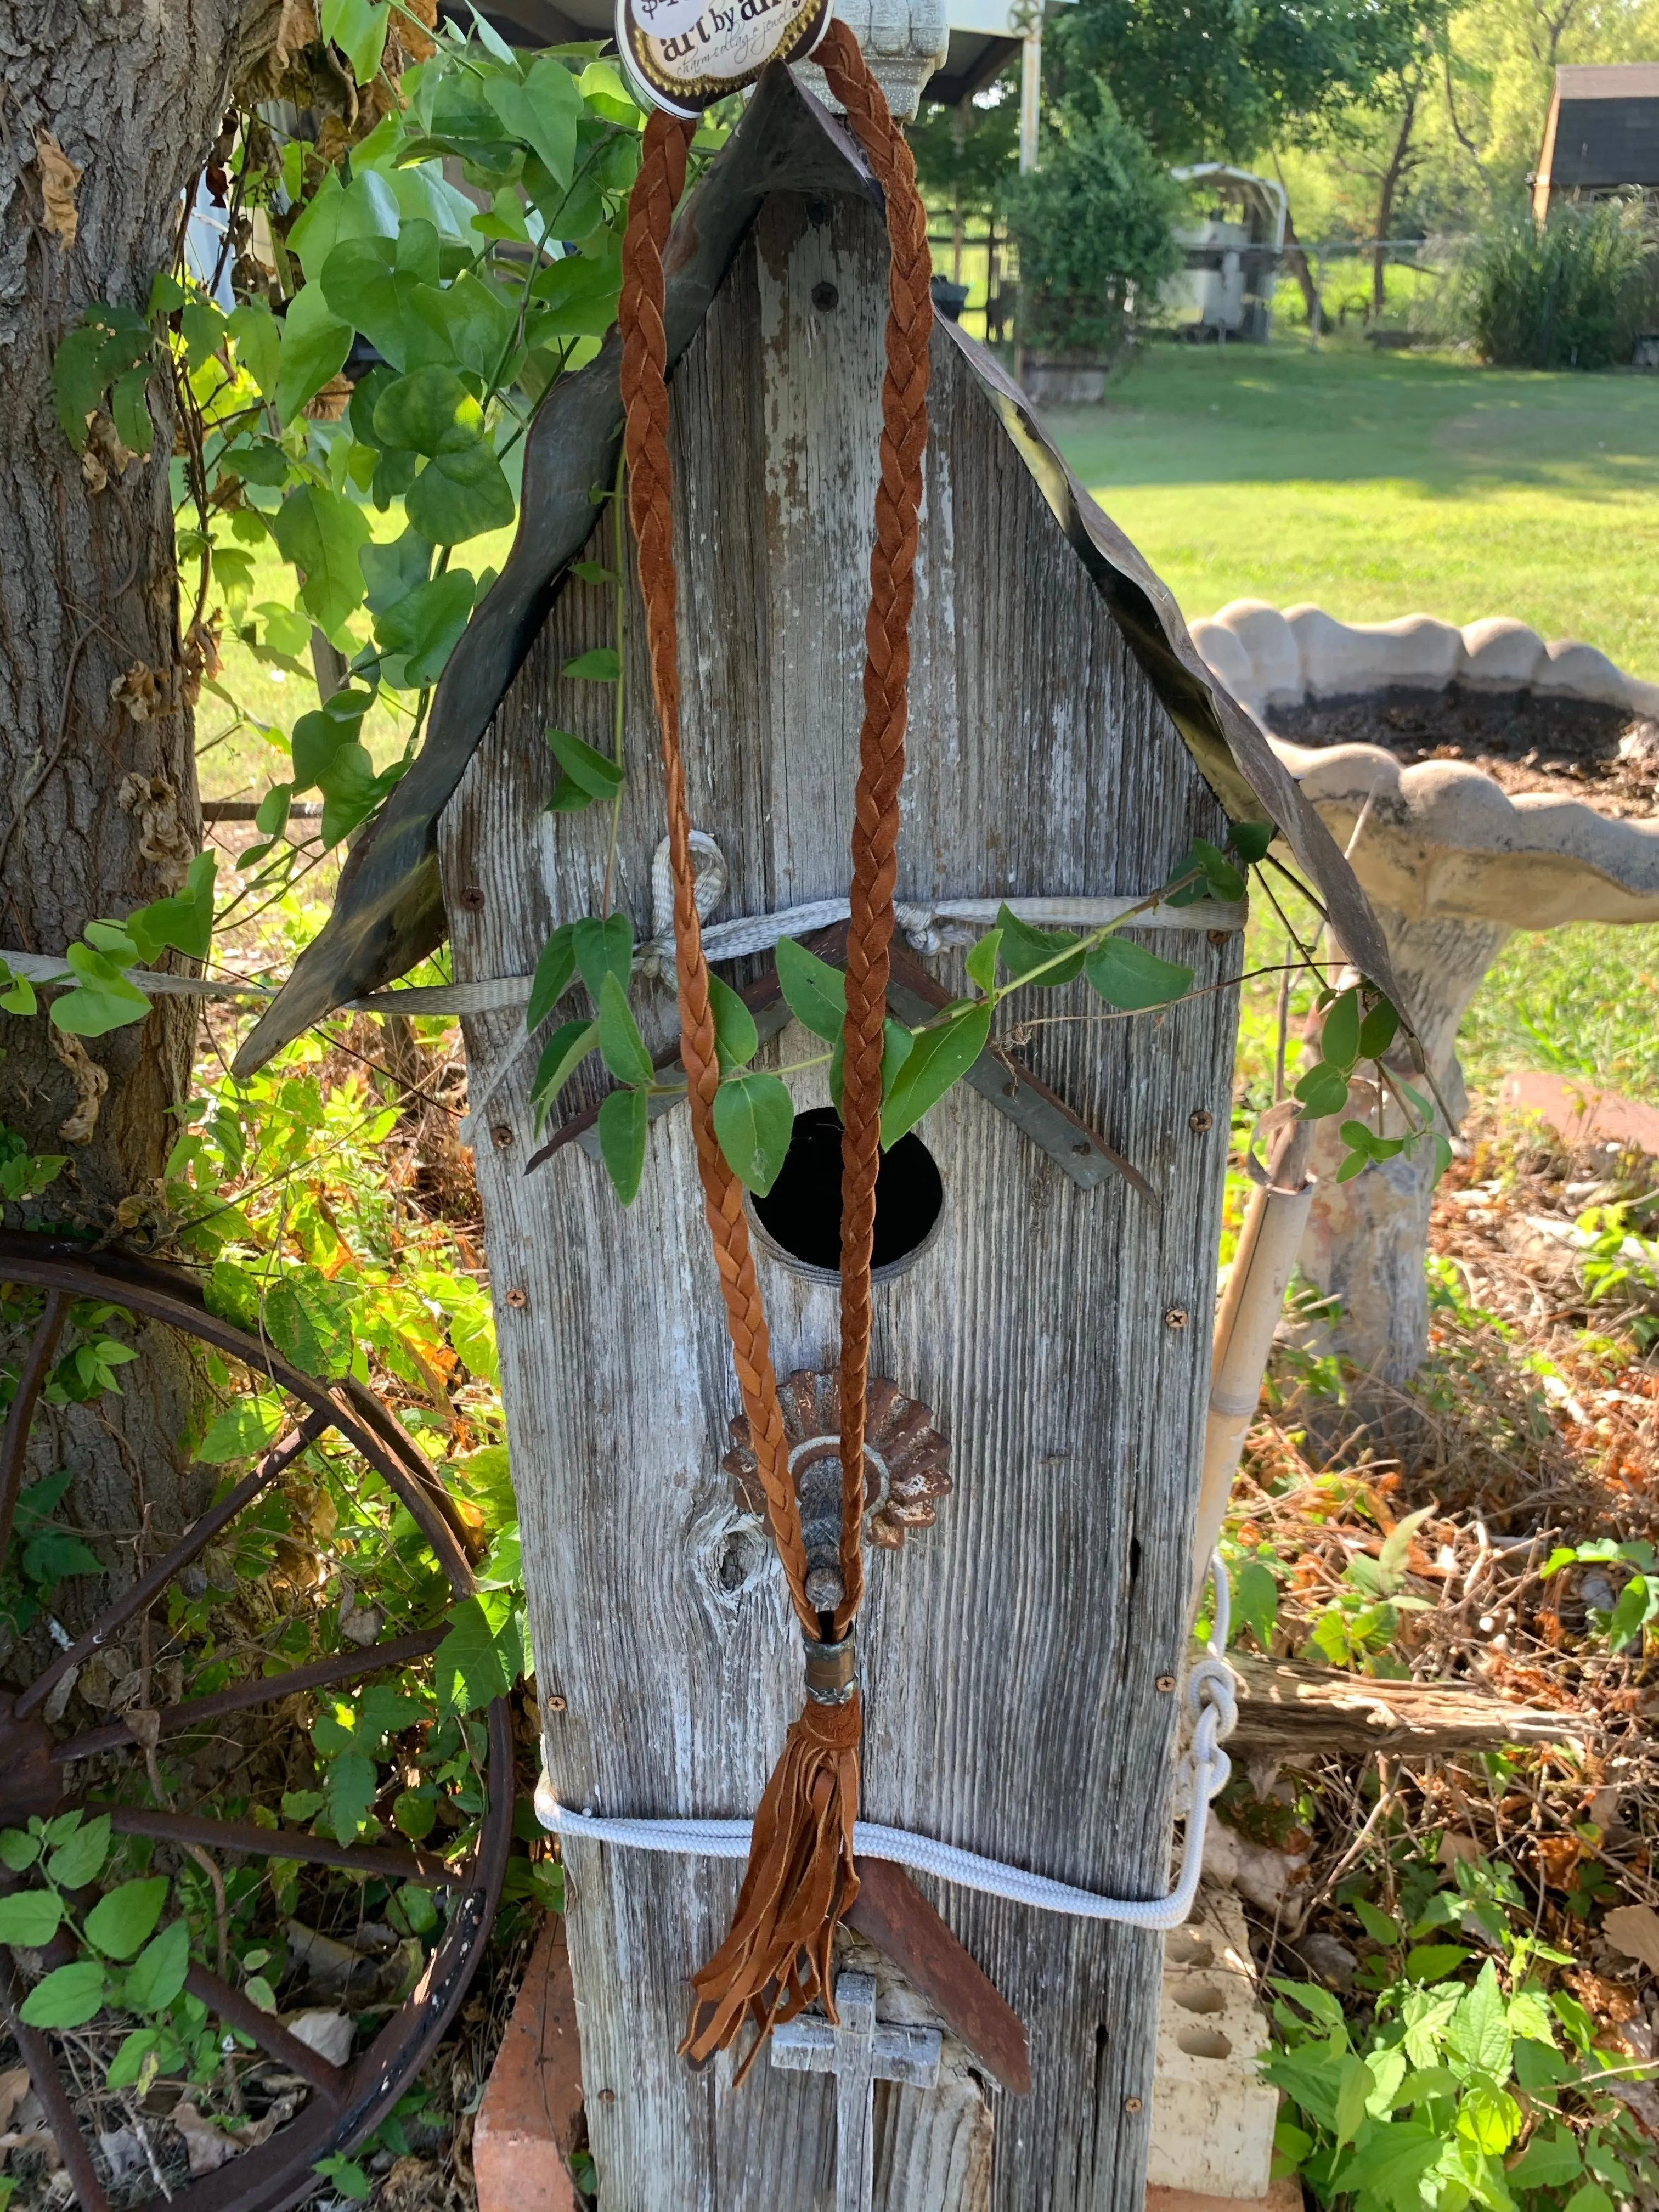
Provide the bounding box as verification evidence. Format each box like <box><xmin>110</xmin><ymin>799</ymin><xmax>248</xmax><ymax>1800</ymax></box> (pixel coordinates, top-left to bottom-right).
<box><xmin>894</xmin><ymin>905</ymin><xmax>974</xmax><ymax>956</ymax></box>
<box><xmin>635</xmin><ymin>836</ymin><xmax>963</xmax><ymax>968</ymax></box>
<box><xmin>637</xmin><ymin>832</ymin><xmax>729</xmax><ymax>978</ymax></box>
<box><xmin>1171</xmin><ymin>1554</ymin><xmax>1238</xmax><ymax>1818</ymax></box>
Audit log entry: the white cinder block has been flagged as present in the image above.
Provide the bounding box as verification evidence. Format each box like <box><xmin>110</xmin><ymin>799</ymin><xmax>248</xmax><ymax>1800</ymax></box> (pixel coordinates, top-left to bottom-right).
<box><xmin>1147</xmin><ymin>1895</ymin><xmax>1279</xmax><ymax>2202</ymax></box>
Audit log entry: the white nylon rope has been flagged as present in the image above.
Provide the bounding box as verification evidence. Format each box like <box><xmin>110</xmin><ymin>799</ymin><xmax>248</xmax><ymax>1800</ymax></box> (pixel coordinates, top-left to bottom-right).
<box><xmin>535</xmin><ymin>1554</ymin><xmax>1238</xmax><ymax>1932</ymax></box>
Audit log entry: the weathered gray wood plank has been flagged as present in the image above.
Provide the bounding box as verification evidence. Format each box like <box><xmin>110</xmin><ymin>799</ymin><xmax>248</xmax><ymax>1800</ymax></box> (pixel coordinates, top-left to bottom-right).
<box><xmin>440</xmin><ymin>185</ymin><xmax>1239</xmax><ymax>2212</ymax></box>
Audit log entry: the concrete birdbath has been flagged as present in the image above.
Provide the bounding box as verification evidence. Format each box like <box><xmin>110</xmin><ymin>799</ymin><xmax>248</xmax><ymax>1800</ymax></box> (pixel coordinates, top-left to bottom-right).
<box><xmin>1189</xmin><ymin>599</ymin><xmax>1659</xmax><ymax>1397</ymax></box>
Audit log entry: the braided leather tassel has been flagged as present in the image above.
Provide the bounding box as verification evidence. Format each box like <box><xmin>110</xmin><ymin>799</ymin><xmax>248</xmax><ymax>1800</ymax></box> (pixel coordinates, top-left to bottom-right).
<box><xmin>619</xmin><ymin>109</ymin><xmax>813</xmax><ymax>1639</ymax></box>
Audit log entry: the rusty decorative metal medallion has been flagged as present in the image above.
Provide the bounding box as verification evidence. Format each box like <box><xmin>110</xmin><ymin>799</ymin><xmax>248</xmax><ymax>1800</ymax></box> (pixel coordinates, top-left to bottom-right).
<box><xmin>617</xmin><ymin>0</ymin><xmax>832</xmax><ymax>116</ymax></box>
<box><xmin>723</xmin><ymin>1371</ymin><xmax>951</xmax><ymax>1571</ymax></box>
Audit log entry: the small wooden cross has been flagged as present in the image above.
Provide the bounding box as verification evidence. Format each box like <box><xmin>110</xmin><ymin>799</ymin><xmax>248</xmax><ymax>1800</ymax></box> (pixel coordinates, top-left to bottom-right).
<box><xmin>770</xmin><ymin>1970</ymin><xmax>943</xmax><ymax>2212</ymax></box>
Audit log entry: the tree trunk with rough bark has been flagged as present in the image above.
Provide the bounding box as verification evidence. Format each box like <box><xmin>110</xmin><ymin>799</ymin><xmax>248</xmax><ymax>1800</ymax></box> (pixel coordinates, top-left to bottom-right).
<box><xmin>0</xmin><ymin>1</ymin><xmax>278</xmax><ymax>1644</ymax></box>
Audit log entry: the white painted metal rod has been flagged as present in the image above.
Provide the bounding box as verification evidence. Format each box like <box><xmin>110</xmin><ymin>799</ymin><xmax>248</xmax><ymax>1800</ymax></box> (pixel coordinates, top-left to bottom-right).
<box><xmin>1189</xmin><ymin>1125</ymin><xmax>1316</xmax><ymax>1614</ymax></box>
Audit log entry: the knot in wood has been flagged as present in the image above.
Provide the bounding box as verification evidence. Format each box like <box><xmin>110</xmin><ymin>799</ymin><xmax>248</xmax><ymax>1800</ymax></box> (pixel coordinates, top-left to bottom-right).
<box><xmin>722</xmin><ymin>1370</ymin><xmax>950</xmax><ymax>1558</ymax></box>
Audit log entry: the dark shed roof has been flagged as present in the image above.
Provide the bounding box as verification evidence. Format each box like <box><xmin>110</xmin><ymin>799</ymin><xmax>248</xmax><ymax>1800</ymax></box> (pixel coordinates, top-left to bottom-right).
<box><xmin>1536</xmin><ymin>62</ymin><xmax>1659</xmax><ymax>212</ymax></box>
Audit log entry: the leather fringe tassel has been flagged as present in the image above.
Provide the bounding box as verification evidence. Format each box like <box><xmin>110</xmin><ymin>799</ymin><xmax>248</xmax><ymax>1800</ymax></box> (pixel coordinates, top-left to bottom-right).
<box><xmin>680</xmin><ymin>1691</ymin><xmax>862</xmax><ymax>2081</ymax></box>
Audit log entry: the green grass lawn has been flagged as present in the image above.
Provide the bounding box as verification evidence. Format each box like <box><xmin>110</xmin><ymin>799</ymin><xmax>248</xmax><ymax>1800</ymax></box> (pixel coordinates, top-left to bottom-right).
<box><xmin>206</xmin><ymin>338</ymin><xmax>1659</xmax><ymax>1108</ymax></box>
<box><xmin>206</xmin><ymin>516</ymin><xmax>517</xmax><ymax>803</ymax></box>
<box><xmin>1044</xmin><ymin>337</ymin><xmax>1659</xmax><ymax>1105</ymax></box>
<box><xmin>1045</xmin><ymin>336</ymin><xmax>1659</xmax><ymax>680</ymax></box>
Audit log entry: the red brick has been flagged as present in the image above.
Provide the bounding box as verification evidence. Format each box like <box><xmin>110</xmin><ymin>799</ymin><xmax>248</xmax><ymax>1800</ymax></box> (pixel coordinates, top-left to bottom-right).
<box><xmin>1500</xmin><ymin>1071</ymin><xmax>1659</xmax><ymax>1159</ymax></box>
<box><xmin>1148</xmin><ymin>2178</ymin><xmax>1304</xmax><ymax>2212</ymax></box>
<box><xmin>474</xmin><ymin>1915</ymin><xmax>584</xmax><ymax>2212</ymax></box>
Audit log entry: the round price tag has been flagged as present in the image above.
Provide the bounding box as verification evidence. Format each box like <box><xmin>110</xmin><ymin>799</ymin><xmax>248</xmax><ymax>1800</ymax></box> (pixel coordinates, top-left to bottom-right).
<box><xmin>618</xmin><ymin>0</ymin><xmax>833</xmax><ymax>115</ymax></box>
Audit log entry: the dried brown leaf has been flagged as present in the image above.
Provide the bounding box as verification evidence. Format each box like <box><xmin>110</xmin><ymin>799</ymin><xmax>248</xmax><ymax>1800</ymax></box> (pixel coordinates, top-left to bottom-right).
<box><xmin>169</xmin><ymin>2100</ymin><xmax>239</xmax><ymax>2175</ymax></box>
<box><xmin>1567</xmin><ymin>1967</ymin><xmax>1639</xmax><ymax>2023</ymax></box>
<box><xmin>0</xmin><ymin>2069</ymin><xmax>31</xmax><ymax>2137</ymax></box>
<box><xmin>49</xmin><ymin>1028</ymin><xmax>107</xmax><ymax>1145</ymax></box>
<box><xmin>35</xmin><ymin>132</ymin><xmax>82</xmax><ymax>247</ymax></box>
<box><xmin>118</xmin><ymin>769</ymin><xmax>193</xmax><ymax>888</ymax></box>
<box><xmin>1604</xmin><ymin>1903</ymin><xmax>1659</xmax><ymax>1978</ymax></box>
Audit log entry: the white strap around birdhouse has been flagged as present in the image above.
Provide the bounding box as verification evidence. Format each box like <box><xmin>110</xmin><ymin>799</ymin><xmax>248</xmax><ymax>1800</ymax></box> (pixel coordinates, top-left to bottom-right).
<box><xmin>536</xmin><ymin>1554</ymin><xmax>1238</xmax><ymax>1930</ymax></box>
<box><xmin>455</xmin><ymin>833</ymin><xmax>1246</xmax><ymax>1137</ymax></box>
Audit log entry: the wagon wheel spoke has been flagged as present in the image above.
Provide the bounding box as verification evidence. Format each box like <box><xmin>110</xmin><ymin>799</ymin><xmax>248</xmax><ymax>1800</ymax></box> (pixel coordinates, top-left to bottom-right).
<box><xmin>0</xmin><ymin>1958</ymin><xmax>113</xmax><ymax>2212</ymax></box>
<box><xmin>0</xmin><ymin>1289</ymin><xmax>69</xmax><ymax>1560</ymax></box>
<box><xmin>0</xmin><ymin>1236</ymin><xmax>513</xmax><ymax>2212</ymax></box>
<box><xmin>104</xmin><ymin>1805</ymin><xmax>467</xmax><ymax>1886</ymax></box>
<box><xmin>17</xmin><ymin>1408</ymin><xmax>337</xmax><ymax>1723</ymax></box>
<box><xmin>52</xmin><ymin>1626</ymin><xmax>449</xmax><ymax>1768</ymax></box>
<box><xmin>182</xmin><ymin>1965</ymin><xmax>346</xmax><ymax>2101</ymax></box>
<box><xmin>337</xmin><ymin>1373</ymin><xmax>482</xmax><ymax>1570</ymax></box>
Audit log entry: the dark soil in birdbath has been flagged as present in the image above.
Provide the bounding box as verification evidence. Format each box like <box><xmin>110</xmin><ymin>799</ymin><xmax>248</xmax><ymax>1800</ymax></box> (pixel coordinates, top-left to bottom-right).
<box><xmin>1268</xmin><ymin>684</ymin><xmax>1659</xmax><ymax>817</ymax></box>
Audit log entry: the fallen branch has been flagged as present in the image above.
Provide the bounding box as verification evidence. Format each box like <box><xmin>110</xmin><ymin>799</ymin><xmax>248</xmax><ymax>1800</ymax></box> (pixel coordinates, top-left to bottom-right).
<box><xmin>1228</xmin><ymin>1651</ymin><xmax>1587</xmax><ymax>1759</ymax></box>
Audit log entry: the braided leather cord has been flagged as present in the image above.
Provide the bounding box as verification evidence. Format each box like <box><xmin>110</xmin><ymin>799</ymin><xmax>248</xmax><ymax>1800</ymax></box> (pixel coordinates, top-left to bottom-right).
<box><xmin>616</xmin><ymin>53</ymin><xmax>934</xmax><ymax>2070</ymax></box>
<box><xmin>619</xmin><ymin>110</ymin><xmax>816</xmax><ymax>1635</ymax></box>
<box><xmin>815</xmin><ymin>20</ymin><xmax>935</xmax><ymax>1639</ymax></box>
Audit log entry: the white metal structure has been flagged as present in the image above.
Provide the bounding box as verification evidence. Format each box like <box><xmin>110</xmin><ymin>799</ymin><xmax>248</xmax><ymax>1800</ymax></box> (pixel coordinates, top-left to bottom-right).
<box><xmin>1167</xmin><ymin>162</ymin><xmax>1288</xmax><ymax>340</ymax></box>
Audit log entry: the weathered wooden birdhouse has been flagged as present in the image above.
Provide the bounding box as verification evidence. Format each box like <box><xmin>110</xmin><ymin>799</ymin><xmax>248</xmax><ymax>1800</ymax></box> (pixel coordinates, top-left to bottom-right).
<box><xmin>242</xmin><ymin>53</ymin><xmax>1390</xmax><ymax>2212</ymax></box>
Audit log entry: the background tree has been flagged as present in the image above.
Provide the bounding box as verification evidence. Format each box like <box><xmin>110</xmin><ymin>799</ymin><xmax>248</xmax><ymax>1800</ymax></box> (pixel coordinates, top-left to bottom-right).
<box><xmin>0</xmin><ymin>0</ymin><xmax>650</xmax><ymax>1653</ymax></box>
<box><xmin>909</xmin><ymin>70</ymin><xmax>1020</xmax><ymax>237</ymax></box>
<box><xmin>1276</xmin><ymin>0</ymin><xmax>1659</xmax><ymax>249</ymax></box>
<box><xmin>0</xmin><ymin>1</ymin><xmax>289</xmax><ymax>1580</ymax></box>
<box><xmin>909</xmin><ymin>0</ymin><xmax>1451</xmax><ymax>343</ymax></box>
<box><xmin>1005</xmin><ymin>86</ymin><xmax>1183</xmax><ymax>354</ymax></box>
<box><xmin>1046</xmin><ymin>0</ymin><xmax>1450</xmax><ymax>163</ymax></box>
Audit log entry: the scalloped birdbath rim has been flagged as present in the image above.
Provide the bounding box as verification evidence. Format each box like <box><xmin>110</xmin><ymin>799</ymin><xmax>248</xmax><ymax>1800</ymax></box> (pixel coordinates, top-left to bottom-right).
<box><xmin>1187</xmin><ymin>600</ymin><xmax>1659</xmax><ymax>932</ymax></box>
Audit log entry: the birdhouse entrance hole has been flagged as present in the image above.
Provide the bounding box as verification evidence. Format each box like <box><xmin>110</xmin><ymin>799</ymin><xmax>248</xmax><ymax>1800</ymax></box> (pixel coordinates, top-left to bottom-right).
<box><xmin>752</xmin><ymin>1108</ymin><xmax>943</xmax><ymax>1281</ymax></box>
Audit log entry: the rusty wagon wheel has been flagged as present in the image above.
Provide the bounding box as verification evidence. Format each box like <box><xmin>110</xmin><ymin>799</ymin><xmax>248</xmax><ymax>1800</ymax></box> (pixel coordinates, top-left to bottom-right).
<box><xmin>0</xmin><ymin>1230</ymin><xmax>512</xmax><ymax>2212</ymax></box>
